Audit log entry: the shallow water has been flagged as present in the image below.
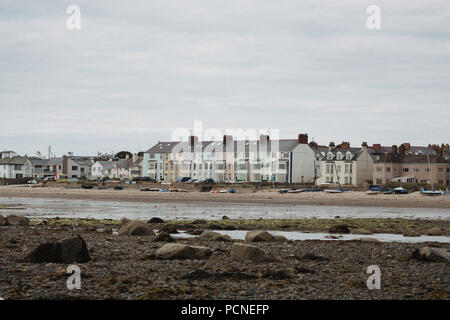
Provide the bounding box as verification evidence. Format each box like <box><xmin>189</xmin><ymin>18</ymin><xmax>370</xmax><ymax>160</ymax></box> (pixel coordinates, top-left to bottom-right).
<box><xmin>0</xmin><ymin>196</ymin><xmax>449</xmax><ymax>220</ymax></box>
<box><xmin>171</xmin><ymin>230</ymin><xmax>450</xmax><ymax>243</ymax></box>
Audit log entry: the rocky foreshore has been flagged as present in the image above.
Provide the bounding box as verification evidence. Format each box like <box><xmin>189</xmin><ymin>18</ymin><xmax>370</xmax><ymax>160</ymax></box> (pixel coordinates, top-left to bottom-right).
<box><xmin>0</xmin><ymin>217</ymin><xmax>448</xmax><ymax>300</ymax></box>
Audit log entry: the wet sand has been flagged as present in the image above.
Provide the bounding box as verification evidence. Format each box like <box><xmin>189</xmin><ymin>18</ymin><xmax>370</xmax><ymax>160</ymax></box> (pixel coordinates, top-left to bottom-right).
<box><xmin>1</xmin><ymin>186</ymin><xmax>450</xmax><ymax>209</ymax></box>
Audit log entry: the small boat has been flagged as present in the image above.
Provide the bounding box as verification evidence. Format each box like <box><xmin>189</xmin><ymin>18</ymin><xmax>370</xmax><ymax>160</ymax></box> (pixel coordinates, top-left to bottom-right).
<box><xmin>325</xmin><ymin>189</ymin><xmax>344</xmax><ymax>194</ymax></box>
<box><xmin>366</xmin><ymin>190</ymin><xmax>379</xmax><ymax>195</ymax></box>
<box><xmin>229</xmin><ymin>188</ymin><xmax>236</xmax><ymax>193</ymax></box>
<box><xmin>114</xmin><ymin>185</ymin><xmax>124</xmax><ymax>190</ymax></box>
<box><xmin>287</xmin><ymin>188</ymin><xmax>305</xmax><ymax>193</ymax></box>
<box><xmin>304</xmin><ymin>188</ymin><xmax>324</xmax><ymax>192</ymax></box>
<box><xmin>219</xmin><ymin>189</ymin><xmax>228</xmax><ymax>193</ymax></box>
<box><xmin>81</xmin><ymin>185</ymin><xmax>94</xmax><ymax>190</ymax></box>
<box><xmin>393</xmin><ymin>187</ymin><xmax>408</xmax><ymax>194</ymax></box>
<box><xmin>159</xmin><ymin>188</ymin><xmax>169</xmax><ymax>192</ymax></box>
<box><xmin>420</xmin><ymin>188</ymin><xmax>444</xmax><ymax>196</ymax></box>
<box><xmin>444</xmin><ymin>188</ymin><xmax>450</xmax><ymax>195</ymax></box>
<box><xmin>278</xmin><ymin>189</ymin><xmax>289</xmax><ymax>193</ymax></box>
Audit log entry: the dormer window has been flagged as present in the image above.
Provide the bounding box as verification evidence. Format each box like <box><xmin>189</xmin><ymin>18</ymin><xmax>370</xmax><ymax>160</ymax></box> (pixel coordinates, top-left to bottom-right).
<box><xmin>336</xmin><ymin>152</ymin><xmax>343</xmax><ymax>161</ymax></box>
<box><xmin>327</xmin><ymin>152</ymin><xmax>333</xmax><ymax>161</ymax></box>
<box><xmin>345</xmin><ymin>152</ymin><xmax>352</xmax><ymax>161</ymax></box>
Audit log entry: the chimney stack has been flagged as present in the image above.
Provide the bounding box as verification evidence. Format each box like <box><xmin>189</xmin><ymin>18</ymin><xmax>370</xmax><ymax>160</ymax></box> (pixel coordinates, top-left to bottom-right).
<box><xmin>298</xmin><ymin>134</ymin><xmax>308</xmax><ymax>144</ymax></box>
<box><xmin>401</xmin><ymin>143</ymin><xmax>411</xmax><ymax>152</ymax></box>
<box><xmin>399</xmin><ymin>144</ymin><xmax>406</xmax><ymax>155</ymax></box>
<box><xmin>309</xmin><ymin>141</ymin><xmax>318</xmax><ymax>150</ymax></box>
<box><xmin>189</xmin><ymin>135</ymin><xmax>198</xmax><ymax>147</ymax></box>
<box><xmin>392</xmin><ymin>145</ymin><xmax>398</xmax><ymax>154</ymax></box>
<box><xmin>341</xmin><ymin>141</ymin><xmax>350</xmax><ymax>149</ymax></box>
<box><xmin>223</xmin><ymin>135</ymin><xmax>233</xmax><ymax>145</ymax></box>
<box><xmin>259</xmin><ymin>134</ymin><xmax>270</xmax><ymax>143</ymax></box>
<box><xmin>372</xmin><ymin>144</ymin><xmax>381</xmax><ymax>151</ymax></box>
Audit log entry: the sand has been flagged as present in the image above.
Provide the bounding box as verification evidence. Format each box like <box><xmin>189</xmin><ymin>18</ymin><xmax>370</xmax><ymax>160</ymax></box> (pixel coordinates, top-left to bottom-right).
<box><xmin>1</xmin><ymin>185</ymin><xmax>450</xmax><ymax>209</ymax></box>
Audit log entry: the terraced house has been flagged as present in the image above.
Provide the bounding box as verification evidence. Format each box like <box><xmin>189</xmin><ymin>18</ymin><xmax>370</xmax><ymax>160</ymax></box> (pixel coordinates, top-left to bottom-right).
<box><xmin>143</xmin><ymin>133</ymin><xmax>320</xmax><ymax>183</ymax></box>
<box><xmin>372</xmin><ymin>143</ymin><xmax>449</xmax><ymax>186</ymax></box>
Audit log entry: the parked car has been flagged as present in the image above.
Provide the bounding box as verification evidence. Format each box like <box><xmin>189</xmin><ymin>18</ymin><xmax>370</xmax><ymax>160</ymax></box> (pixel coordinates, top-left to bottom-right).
<box><xmin>43</xmin><ymin>176</ymin><xmax>56</xmax><ymax>181</ymax></box>
<box><xmin>197</xmin><ymin>178</ymin><xmax>215</xmax><ymax>183</ymax></box>
<box><xmin>176</xmin><ymin>177</ymin><xmax>191</xmax><ymax>182</ymax></box>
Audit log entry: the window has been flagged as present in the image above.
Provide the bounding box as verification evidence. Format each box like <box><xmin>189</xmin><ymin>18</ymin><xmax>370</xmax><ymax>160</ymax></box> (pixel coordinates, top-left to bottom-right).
<box><xmin>326</xmin><ymin>164</ymin><xmax>330</xmax><ymax>174</ymax></box>
<box><xmin>336</xmin><ymin>152</ymin><xmax>343</xmax><ymax>160</ymax></box>
<box><xmin>376</xmin><ymin>179</ymin><xmax>382</xmax><ymax>185</ymax></box>
<box><xmin>279</xmin><ymin>163</ymin><xmax>286</xmax><ymax>170</ymax></box>
<box><xmin>72</xmin><ymin>166</ymin><xmax>78</xmax><ymax>171</ymax></box>
<box><xmin>345</xmin><ymin>152</ymin><xmax>352</xmax><ymax>161</ymax></box>
<box><xmin>386</xmin><ymin>167</ymin><xmax>391</xmax><ymax>172</ymax></box>
<box><xmin>403</xmin><ymin>168</ymin><xmax>409</xmax><ymax>173</ymax></box>
<box><xmin>414</xmin><ymin>168</ymin><xmax>419</xmax><ymax>172</ymax></box>
<box><xmin>376</xmin><ymin>167</ymin><xmax>382</xmax><ymax>172</ymax></box>
<box><xmin>438</xmin><ymin>168</ymin><xmax>444</xmax><ymax>172</ymax></box>
<box><xmin>336</xmin><ymin>165</ymin><xmax>341</xmax><ymax>172</ymax></box>
<box><xmin>14</xmin><ymin>165</ymin><xmax>22</xmax><ymax>170</ymax></box>
<box><xmin>327</xmin><ymin>152</ymin><xmax>333</xmax><ymax>160</ymax></box>
<box><xmin>425</xmin><ymin>168</ymin><xmax>431</xmax><ymax>173</ymax></box>
<box><xmin>81</xmin><ymin>168</ymin><xmax>84</xmax><ymax>173</ymax></box>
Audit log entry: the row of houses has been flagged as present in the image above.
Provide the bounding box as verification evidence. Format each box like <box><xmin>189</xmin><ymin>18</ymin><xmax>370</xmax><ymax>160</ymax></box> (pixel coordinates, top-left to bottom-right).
<box><xmin>0</xmin><ymin>152</ymin><xmax>144</xmax><ymax>180</ymax></box>
<box><xmin>2</xmin><ymin>134</ymin><xmax>449</xmax><ymax>186</ymax></box>
<box><xmin>142</xmin><ymin>134</ymin><xmax>450</xmax><ymax>187</ymax></box>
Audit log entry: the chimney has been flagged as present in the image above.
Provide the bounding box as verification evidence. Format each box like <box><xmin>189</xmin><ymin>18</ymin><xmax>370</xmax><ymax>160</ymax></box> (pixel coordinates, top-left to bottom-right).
<box><xmin>392</xmin><ymin>145</ymin><xmax>398</xmax><ymax>154</ymax></box>
<box><xmin>328</xmin><ymin>142</ymin><xmax>335</xmax><ymax>152</ymax></box>
<box><xmin>189</xmin><ymin>135</ymin><xmax>198</xmax><ymax>147</ymax></box>
<box><xmin>361</xmin><ymin>142</ymin><xmax>368</xmax><ymax>151</ymax></box>
<box><xmin>298</xmin><ymin>134</ymin><xmax>308</xmax><ymax>144</ymax></box>
<box><xmin>372</xmin><ymin>144</ymin><xmax>381</xmax><ymax>151</ymax></box>
<box><xmin>402</xmin><ymin>143</ymin><xmax>411</xmax><ymax>152</ymax></box>
<box><xmin>309</xmin><ymin>141</ymin><xmax>318</xmax><ymax>150</ymax></box>
<box><xmin>223</xmin><ymin>135</ymin><xmax>233</xmax><ymax>145</ymax></box>
<box><xmin>259</xmin><ymin>134</ymin><xmax>270</xmax><ymax>143</ymax></box>
<box><xmin>341</xmin><ymin>141</ymin><xmax>350</xmax><ymax>149</ymax></box>
<box><xmin>399</xmin><ymin>144</ymin><xmax>406</xmax><ymax>155</ymax></box>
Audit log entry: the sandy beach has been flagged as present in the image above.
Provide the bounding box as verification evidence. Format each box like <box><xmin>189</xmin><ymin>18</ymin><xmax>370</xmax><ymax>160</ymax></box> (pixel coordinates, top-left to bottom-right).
<box><xmin>1</xmin><ymin>185</ymin><xmax>450</xmax><ymax>209</ymax></box>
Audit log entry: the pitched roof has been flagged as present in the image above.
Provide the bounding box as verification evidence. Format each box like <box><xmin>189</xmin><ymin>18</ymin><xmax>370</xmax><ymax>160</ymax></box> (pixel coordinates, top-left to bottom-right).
<box><xmin>0</xmin><ymin>156</ymin><xmax>30</xmax><ymax>165</ymax></box>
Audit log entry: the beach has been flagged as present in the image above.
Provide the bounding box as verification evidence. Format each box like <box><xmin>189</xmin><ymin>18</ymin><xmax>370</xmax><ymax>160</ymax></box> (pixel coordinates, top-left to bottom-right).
<box><xmin>1</xmin><ymin>185</ymin><xmax>450</xmax><ymax>209</ymax></box>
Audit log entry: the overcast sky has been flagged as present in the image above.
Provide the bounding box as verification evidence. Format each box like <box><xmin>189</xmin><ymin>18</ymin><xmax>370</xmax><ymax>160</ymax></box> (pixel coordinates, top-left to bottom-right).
<box><xmin>1</xmin><ymin>0</ymin><xmax>449</xmax><ymax>157</ymax></box>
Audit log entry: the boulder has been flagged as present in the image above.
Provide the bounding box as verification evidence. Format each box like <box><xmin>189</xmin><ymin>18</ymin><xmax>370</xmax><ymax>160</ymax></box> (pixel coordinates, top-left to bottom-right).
<box><xmin>153</xmin><ymin>232</ymin><xmax>175</xmax><ymax>242</ymax></box>
<box><xmin>328</xmin><ymin>225</ymin><xmax>350</xmax><ymax>234</ymax></box>
<box><xmin>351</xmin><ymin>229</ymin><xmax>372</xmax><ymax>235</ymax></box>
<box><xmin>186</xmin><ymin>229</ymin><xmax>204</xmax><ymax>235</ymax></box>
<box><xmin>148</xmin><ymin>217</ymin><xmax>164</xmax><ymax>224</ymax></box>
<box><xmin>118</xmin><ymin>220</ymin><xmax>155</xmax><ymax>236</ymax></box>
<box><xmin>198</xmin><ymin>231</ymin><xmax>232</xmax><ymax>242</ymax></box>
<box><xmin>155</xmin><ymin>244</ymin><xmax>212</xmax><ymax>260</ymax></box>
<box><xmin>412</xmin><ymin>246</ymin><xmax>450</xmax><ymax>263</ymax></box>
<box><xmin>120</xmin><ymin>217</ymin><xmax>131</xmax><ymax>225</ymax></box>
<box><xmin>426</xmin><ymin>227</ymin><xmax>443</xmax><ymax>236</ymax></box>
<box><xmin>244</xmin><ymin>230</ymin><xmax>275</xmax><ymax>243</ymax></box>
<box><xmin>231</xmin><ymin>243</ymin><xmax>268</xmax><ymax>263</ymax></box>
<box><xmin>223</xmin><ymin>225</ymin><xmax>236</xmax><ymax>230</ymax></box>
<box><xmin>222</xmin><ymin>215</ymin><xmax>230</xmax><ymax>220</ymax></box>
<box><xmin>6</xmin><ymin>215</ymin><xmax>30</xmax><ymax>226</ymax></box>
<box><xmin>273</xmin><ymin>235</ymin><xmax>288</xmax><ymax>243</ymax></box>
<box><xmin>0</xmin><ymin>215</ymin><xmax>7</xmax><ymax>226</ymax></box>
<box><xmin>192</xmin><ymin>219</ymin><xmax>208</xmax><ymax>225</ymax></box>
<box><xmin>26</xmin><ymin>235</ymin><xmax>90</xmax><ymax>263</ymax></box>
<box><xmin>158</xmin><ymin>225</ymin><xmax>179</xmax><ymax>234</ymax></box>
<box><xmin>403</xmin><ymin>230</ymin><xmax>420</xmax><ymax>237</ymax></box>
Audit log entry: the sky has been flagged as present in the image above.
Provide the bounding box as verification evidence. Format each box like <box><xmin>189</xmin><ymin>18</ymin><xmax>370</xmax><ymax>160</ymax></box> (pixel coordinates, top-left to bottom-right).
<box><xmin>1</xmin><ymin>0</ymin><xmax>449</xmax><ymax>157</ymax></box>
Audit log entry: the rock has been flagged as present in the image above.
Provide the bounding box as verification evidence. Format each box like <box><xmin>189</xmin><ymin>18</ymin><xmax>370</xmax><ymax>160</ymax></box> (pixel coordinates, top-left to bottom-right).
<box><xmin>353</xmin><ymin>237</ymin><xmax>379</xmax><ymax>242</ymax></box>
<box><xmin>325</xmin><ymin>235</ymin><xmax>341</xmax><ymax>239</ymax></box>
<box><xmin>207</xmin><ymin>224</ymin><xmax>223</xmax><ymax>230</ymax></box>
<box><xmin>153</xmin><ymin>232</ymin><xmax>175</xmax><ymax>242</ymax></box>
<box><xmin>301</xmin><ymin>253</ymin><xmax>329</xmax><ymax>261</ymax></box>
<box><xmin>198</xmin><ymin>231</ymin><xmax>232</xmax><ymax>242</ymax></box>
<box><xmin>231</xmin><ymin>243</ymin><xmax>268</xmax><ymax>263</ymax></box>
<box><xmin>0</xmin><ymin>215</ymin><xmax>7</xmax><ymax>226</ymax></box>
<box><xmin>223</xmin><ymin>225</ymin><xmax>236</xmax><ymax>230</ymax></box>
<box><xmin>328</xmin><ymin>225</ymin><xmax>350</xmax><ymax>234</ymax></box>
<box><xmin>412</xmin><ymin>246</ymin><xmax>450</xmax><ymax>263</ymax></box>
<box><xmin>426</xmin><ymin>227</ymin><xmax>443</xmax><ymax>236</ymax></box>
<box><xmin>222</xmin><ymin>215</ymin><xmax>230</xmax><ymax>220</ymax></box>
<box><xmin>158</xmin><ymin>225</ymin><xmax>179</xmax><ymax>234</ymax></box>
<box><xmin>351</xmin><ymin>229</ymin><xmax>372</xmax><ymax>235</ymax></box>
<box><xmin>148</xmin><ymin>217</ymin><xmax>165</xmax><ymax>224</ymax></box>
<box><xmin>155</xmin><ymin>244</ymin><xmax>212</xmax><ymax>260</ymax></box>
<box><xmin>403</xmin><ymin>230</ymin><xmax>420</xmax><ymax>237</ymax></box>
<box><xmin>273</xmin><ymin>235</ymin><xmax>288</xmax><ymax>243</ymax></box>
<box><xmin>118</xmin><ymin>220</ymin><xmax>155</xmax><ymax>236</ymax></box>
<box><xmin>186</xmin><ymin>229</ymin><xmax>204</xmax><ymax>235</ymax></box>
<box><xmin>192</xmin><ymin>219</ymin><xmax>208</xmax><ymax>225</ymax></box>
<box><xmin>244</xmin><ymin>230</ymin><xmax>275</xmax><ymax>243</ymax></box>
<box><xmin>120</xmin><ymin>217</ymin><xmax>131</xmax><ymax>225</ymax></box>
<box><xmin>6</xmin><ymin>215</ymin><xmax>30</xmax><ymax>226</ymax></box>
<box><xmin>26</xmin><ymin>235</ymin><xmax>90</xmax><ymax>263</ymax></box>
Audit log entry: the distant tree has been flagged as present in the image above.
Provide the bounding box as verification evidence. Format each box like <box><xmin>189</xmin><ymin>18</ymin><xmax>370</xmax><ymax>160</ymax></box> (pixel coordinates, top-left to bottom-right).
<box><xmin>137</xmin><ymin>151</ymin><xmax>144</xmax><ymax>157</ymax></box>
<box><xmin>114</xmin><ymin>151</ymin><xmax>133</xmax><ymax>159</ymax></box>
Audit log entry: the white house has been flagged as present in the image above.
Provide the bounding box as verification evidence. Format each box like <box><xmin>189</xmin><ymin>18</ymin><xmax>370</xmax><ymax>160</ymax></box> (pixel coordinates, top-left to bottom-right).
<box><xmin>0</xmin><ymin>156</ymin><xmax>32</xmax><ymax>179</ymax></box>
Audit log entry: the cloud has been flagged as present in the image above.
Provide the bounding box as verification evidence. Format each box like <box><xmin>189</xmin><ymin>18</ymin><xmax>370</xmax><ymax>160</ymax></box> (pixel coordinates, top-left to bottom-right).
<box><xmin>0</xmin><ymin>0</ymin><xmax>449</xmax><ymax>155</ymax></box>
